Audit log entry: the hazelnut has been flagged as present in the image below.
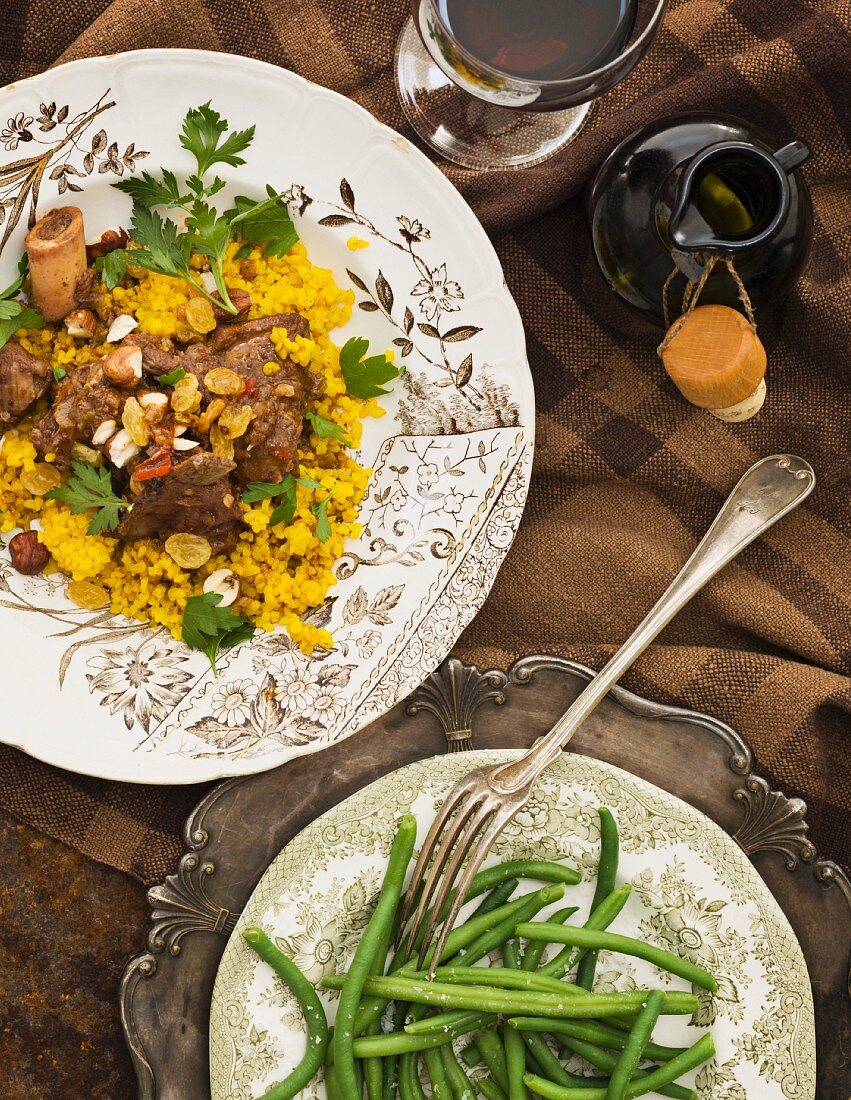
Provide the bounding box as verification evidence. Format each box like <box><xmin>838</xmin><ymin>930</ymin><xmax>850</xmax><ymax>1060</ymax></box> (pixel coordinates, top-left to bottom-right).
<box><xmin>87</xmin><ymin>226</ymin><xmax>129</xmax><ymax>258</ymax></box>
<box><xmin>8</xmin><ymin>530</ymin><xmax>50</xmax><ymax>575</ymax></box>
<box><xmin>64</xmin><ymin>308</ymin><xmax>97</xmax><ymax>339</ymax></box>
<box><xmin>211</xmin><ymin>288</ymin><xmax>252</xmax><ymax>322</ymax></box>
<box><xmin>103</xmin><ymin>345</ymin><xmax>143</xmax><ymax>388</ymax></box>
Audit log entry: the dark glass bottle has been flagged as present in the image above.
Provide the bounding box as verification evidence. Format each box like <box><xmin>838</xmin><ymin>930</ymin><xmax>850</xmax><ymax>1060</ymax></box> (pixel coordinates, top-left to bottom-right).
<box><xmin>587</xmin><ymin>114</ymin><xmax>813</xmax><ymax>326</ymax></box>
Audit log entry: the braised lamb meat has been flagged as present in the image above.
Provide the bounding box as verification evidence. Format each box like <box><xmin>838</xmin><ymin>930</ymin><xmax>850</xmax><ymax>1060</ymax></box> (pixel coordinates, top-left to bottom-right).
<box><xmin>123</xmin><ymin>332</ymin><xmax>182</xmax><ymax>378</ymax></box>
<box><xmin>31</xmin><ymin>360</ymin><xmax>125</xmax><ymax>466</ymax></box>
<box><xmin>226</xmin><ymin>335</ymin><xmax>307</xmax><ymax>483</ymax></box>
<box><xmin>209</xmin><ymin>311</ymin><xmax>308</xmax><ymax>352</ymax></box>
<box><xmin>0</xmin><ymin>343</ymin><xmax>52</xmax><ymax>430</ymax></box>
<box><xmin>117</xmin><ymin>451</ymin><xmax>243</xmax><ymax>553</ymax></box>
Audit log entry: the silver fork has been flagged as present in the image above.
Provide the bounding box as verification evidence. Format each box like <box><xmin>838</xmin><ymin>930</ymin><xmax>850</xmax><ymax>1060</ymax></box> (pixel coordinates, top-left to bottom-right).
<box><xmin>397</xmin><ymin>454</ymin><xmax>815</xmax><ymax>976</ymax></box>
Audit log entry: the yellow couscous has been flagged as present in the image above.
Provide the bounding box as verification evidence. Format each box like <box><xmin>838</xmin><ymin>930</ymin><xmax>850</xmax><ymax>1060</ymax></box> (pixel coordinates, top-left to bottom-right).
<box><xmin>0</xmin><ymin>240</ymin><xmax>385</xmax><ymax>650</ymax></box>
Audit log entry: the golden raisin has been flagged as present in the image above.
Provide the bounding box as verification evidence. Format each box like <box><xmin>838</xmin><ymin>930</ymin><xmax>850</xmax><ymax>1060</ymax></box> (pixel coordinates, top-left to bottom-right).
<box><xmin>164</xmin><ymin>533</ymin><xmax>212</xmax><ymax>570</ymax></box>
<box><xmin>66</xmin><ymin>580</ymin><xmax>110</xmax><ymax>610</ymax></box>
<box><xmin>20</xmin><ymin>463</ymin><xmax>62</xmax><ymax>496</ymax></box>
<box><xmin>197</xmin><ymin>397</ymin><xmax>226</xmax><ymax>434</ymax></box>
<box><xmin>171</xmin><ymin>374</ymin><xmax>202</xmax><ymax>414</ymax></box>
<box><xmin>122</xmin><ymin>396</ymin><xmax>150</xmax><ymax>447</ymax></box>
<box><xmin>70</xmin><ymin>443</ymin><xmax>103</xmax><ymax>466</ymax></box>
<box><xmin>186</xmin><ymin>297</ymin><xmax>216</xmax><ymax>334</ymax></box>
<box><xmin>209</xmin><ymin>421</ymin><xmax>234</xmax><ymax>460</ymax></box>
<box><xmin>204</xmin><ymin>367</ymin><xmax>245</xmax><ymax>396</ymax></box>
<box><xmin>219</xmin><ymin>404</ymin><xmax>254</xmax><ymax>439</ymax></box>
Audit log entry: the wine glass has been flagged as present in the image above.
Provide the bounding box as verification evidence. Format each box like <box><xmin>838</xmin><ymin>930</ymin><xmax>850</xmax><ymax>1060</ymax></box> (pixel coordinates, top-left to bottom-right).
<box><xmin>395</xmin><ymin>0</ymin><xmax>668</xmax><ymax>170</ymax></box>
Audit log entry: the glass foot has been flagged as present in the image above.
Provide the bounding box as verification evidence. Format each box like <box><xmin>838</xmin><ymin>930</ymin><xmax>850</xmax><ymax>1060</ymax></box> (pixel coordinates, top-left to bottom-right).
<box><xmin>394</xmin><ymin>17</ymin><xmax>591</xmax><ymax>170</ymax></box>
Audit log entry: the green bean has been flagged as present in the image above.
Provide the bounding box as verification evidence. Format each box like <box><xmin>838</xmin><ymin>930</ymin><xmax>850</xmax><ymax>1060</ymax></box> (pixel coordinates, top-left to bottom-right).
<box><xmin>329</xmin><ymin>973</ymin><xmax>698</xmax><ymax>1018</ymax></box>
<box><xmin>559</xmin><ymin>1037</ymin><xmax>694</xmax><ymax>1100</ymax></box>
<box><xmin>517</xmin><ymin>926</ymin><xmax>717</xmax><ymax>993</ymax></box>
<box><xmin>507</xmin><ymin>1018</ymin><xmax>686</xmax><ymax>1063</ymax></box>
<box><xmin>576</xmin><ymin>809</ymin><xmax>619</xmax><ymax>992</ymax></box>
<box><xmin>335</xmin><ymin>814</ymin><xmax>417</xmax><ymax>1100</ymax></box>
<box><xmin>411</xmin><ymin>861</ymin><xmax>581</xmax><ymax>954</ymax></box>
<box><xmin>441</xmin><ymin>1039</ymin><xmax>478</xmax><ymax>1100</ymax></box>
<box><xmin>450</xmin><ymin>885</ymin><xmax>566</xmax><ymax>967</ymax></box>
<box><xmin>470</xmin><ymin>879</ymin><xmax>521</xmax><ymax>919</ymax></box>
<box><xmin>605</xmin><ymin>989</ymin><xmax>665</xmax><ymax>1100</ymax></box>
<box><xmin>522</xmin><ymin>1034</ymin><xmax>714</xmax><ymax>1099</ymax></box>
<box><xmin>522</xmin><ymin>908</ymin><xmax>577</xmax><ymax>971</ymax></box>
<box><xmin>538</xmin><ymin>886</ymin><xmax>632</xmax><ymax>979</ymax></box>
<box><xmin>475</xmin><ymin>1029</ymin><xmax>510</xmax><ymax>1093</ymax></box>
<box><xmin>325</xmin><ymin>1053</ymin><xmax>341</xmax><ymax>1100</ymax></box>
<box><xmin>501</xmin><ymin>937</ymin><xmax>529</xmax><ymax>1100</ymax></box>
<box><xmin>424</xmin><ymin>1046</ymin><xmax>454</xmax><ymax>1100</ymax></box>
<box><xmin>406</xmin><ymin>1009</ymin><xmax>489</xmax><ymax>1035</ymax></box>
<box><xmin>519</xmin><ymin>1031</ymin><xmax>576</xmax><ymax>1088</ymax></box>
<box><xmin>399</xmin><ymin>1052</ymin><xmax>426</xmax><ymax>1100</ymax></box>
<box><xmin>363</xmin><ymin>1018</ymin><xmax>383</xmax><ymax>1100</ymax></box>
<box><xmin>353</xmin><ymin>1015</ymin><xmax>496</xmax><ymax>1056</ymax></box>
<box><xmin>460</xmin><ymin>1040</ymin><xmax>482</xmax><ymax>1069</ymax></box>
<box><xmin>241</xmin><ymin>928</ymin><xmax>329</xmax><ymax>1100</ymax></box>
<box><xmin>477</xmin><ymin>1077</ymin><xmax>508</xmax><ymax>1100</ymax></box>
<box><xmin>429</xmin><ymin>967</ymin><xmax>587</xmax><ymax>996</ymax></box>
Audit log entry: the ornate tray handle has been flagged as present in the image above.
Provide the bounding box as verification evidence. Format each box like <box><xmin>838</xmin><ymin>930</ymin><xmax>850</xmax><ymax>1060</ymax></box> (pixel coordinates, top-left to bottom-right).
<box><xmin>147</xmin><ymin>853</ymin><xmax>238</xmax><ymax>956</ymax></box>
<box><xmin>732</xmin><ymin>775</ymin><xmax>815</xmax><ymax>869</ymax></box>
<box><xmin>406</xmin><ymin>656</ymin><xmax>507</xmax><ymax>751</ymax></box>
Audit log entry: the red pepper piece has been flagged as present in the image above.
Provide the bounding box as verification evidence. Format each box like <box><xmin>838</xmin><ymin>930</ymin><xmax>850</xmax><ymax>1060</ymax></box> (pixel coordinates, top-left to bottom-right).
<box><xmin>245</xmin><ymin>377</ymin><xmax>256</xmax><ymax>395</ymax></box>
<box><xmin>133</xmin><ymin>449</ymin><xmax>173</xmax><ymax>481</ymax></box>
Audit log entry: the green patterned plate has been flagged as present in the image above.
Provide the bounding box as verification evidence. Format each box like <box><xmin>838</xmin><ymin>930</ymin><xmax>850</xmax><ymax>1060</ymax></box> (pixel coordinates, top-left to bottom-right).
<box><xmin>210</xmin><ymin>751</ymin><xmax>816</xmax><ymax>1099</ymax></box>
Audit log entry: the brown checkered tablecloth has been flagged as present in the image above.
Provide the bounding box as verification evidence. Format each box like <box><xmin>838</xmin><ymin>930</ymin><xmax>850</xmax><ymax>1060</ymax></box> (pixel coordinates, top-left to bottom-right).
<box><xmin>0</xmin><ymin>0</ymin><xmax>848</xmax><ymax>883</ymax></box>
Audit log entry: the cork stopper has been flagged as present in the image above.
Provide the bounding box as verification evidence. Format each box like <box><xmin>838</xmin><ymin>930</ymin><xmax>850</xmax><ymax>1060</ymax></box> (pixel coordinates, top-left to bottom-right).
<box><xmin>661</xmin><ymin>304</ymin><xmax>766</xmax><ymax>415</ymax></box>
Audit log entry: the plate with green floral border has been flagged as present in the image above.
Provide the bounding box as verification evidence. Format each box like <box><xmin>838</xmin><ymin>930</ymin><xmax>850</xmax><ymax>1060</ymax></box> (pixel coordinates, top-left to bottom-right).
<box><xmin>209</xmin><ymin>750</ymin><xmax>815</xmax><ymax>1100</ymax></box>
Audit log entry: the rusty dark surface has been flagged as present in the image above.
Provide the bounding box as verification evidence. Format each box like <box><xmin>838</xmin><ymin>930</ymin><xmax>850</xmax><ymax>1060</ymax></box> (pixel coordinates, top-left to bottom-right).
<box><xmin>0</xmin><ymin>807</ymin><xmax>143</xmax><ymax>1099</ymax></box>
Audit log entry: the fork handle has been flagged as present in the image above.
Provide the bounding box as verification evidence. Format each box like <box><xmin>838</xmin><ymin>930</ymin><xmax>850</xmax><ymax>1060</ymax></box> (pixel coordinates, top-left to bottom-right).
<box><xmin>491</xmin><ymin>455</ymin><xmax>815</xmax><ymax>793</ymax></box>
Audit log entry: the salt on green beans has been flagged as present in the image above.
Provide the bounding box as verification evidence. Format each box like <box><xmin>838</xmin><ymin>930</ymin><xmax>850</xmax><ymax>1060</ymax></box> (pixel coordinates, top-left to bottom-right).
<box><xmin>334</xmin><ymin>814</ymin><xmax>417</xmax><ymax>1100</ymax></box>
<box><xmin>523</xmin><ymin>1033</ymin><xmax>715</xmax><ymax>1100</ymax></box>
<box><xmin>325</xmin><ymin>973</ymin><xmax>699</xmax><ymax>1018</ymax></box>
<box><xmin>516</xmin><ymin>924</ymin><xmax>718</xmax><ymax>993</ymax></box>
<box><xmin>241</xmin><ymin>927</ymin><xmax>329</xmax><ymax>1100</ymax></box>
<box><xmin>353</xmin><ymin>1015</ymin><xmax>497</xmax><ymax>1057</ymax></box>
<box><xmin>576</xmin><ymin>808</ymin><xmax>619</xmax><ymax>991</ymax></box>
<box><xmin>605</xmin><ymin>989</ymin><xmax>665</xmax><ymax>1100</ymax></box>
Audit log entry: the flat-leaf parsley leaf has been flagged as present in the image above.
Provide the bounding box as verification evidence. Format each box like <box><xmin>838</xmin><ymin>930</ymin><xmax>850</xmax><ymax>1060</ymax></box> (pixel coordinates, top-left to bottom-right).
<box><xmin>46</xmin><ymin>461</ymin><xmax>130</xmax><ymax>535</ymax></box>
<box><xmin>340</xmin><ymin>336</ymin><xmax>402</xmax><ymax>398</ymax></box>
<box><xmin>305</xmin><ymin>410</ymin><xmax>350</xmax><ymax>444</ymax></box>
<box><xmin>241</xmin><ymin>475</ymin><xmax>322</xmax><ymax>528</ymax></box>
<box><xmin>182</xmin><ymin>591</ymin><xmax>256</xmax><ymax>674</ymax></box>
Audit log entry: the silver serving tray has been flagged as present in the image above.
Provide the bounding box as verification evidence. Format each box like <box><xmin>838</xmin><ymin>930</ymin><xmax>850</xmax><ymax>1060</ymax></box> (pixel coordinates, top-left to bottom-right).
<box><xmin>119</xmin><ymin>656</ymin><xmax>851</xmax><ymax>1099</ymax></box>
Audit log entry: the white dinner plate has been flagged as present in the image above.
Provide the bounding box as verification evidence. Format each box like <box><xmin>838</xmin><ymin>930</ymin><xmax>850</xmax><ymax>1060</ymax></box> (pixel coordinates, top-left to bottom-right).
<box><xmin>0</xmin><ymin>50</ymin><xmax>532</xmax><ymax>783</ymax></box>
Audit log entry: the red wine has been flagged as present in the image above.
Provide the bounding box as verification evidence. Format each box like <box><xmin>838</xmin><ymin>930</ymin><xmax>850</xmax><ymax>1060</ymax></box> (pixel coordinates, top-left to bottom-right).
<box><xmin>437</xmin><ymin>0</ymin><xmax>638</xmax><ymax>81</ymax></box>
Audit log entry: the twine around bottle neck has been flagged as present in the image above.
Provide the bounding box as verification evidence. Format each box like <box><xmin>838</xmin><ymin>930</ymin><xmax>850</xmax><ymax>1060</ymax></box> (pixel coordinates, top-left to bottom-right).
<box><xmin>658</xmin><ymin>254</ymin><xmax>757</xmax><ymax>356</ymax></box>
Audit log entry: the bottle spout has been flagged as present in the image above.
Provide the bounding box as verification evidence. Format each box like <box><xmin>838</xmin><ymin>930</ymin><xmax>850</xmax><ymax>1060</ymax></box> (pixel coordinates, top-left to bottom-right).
<box><xmin>667</xmin><ymin>140</ymin><xmax>795</xmax><ymax>255</ymax></box>
<box><xmin>774</xmin><ymin>140</ymin><xmax>810</xmax><ymax>173</ymax></box>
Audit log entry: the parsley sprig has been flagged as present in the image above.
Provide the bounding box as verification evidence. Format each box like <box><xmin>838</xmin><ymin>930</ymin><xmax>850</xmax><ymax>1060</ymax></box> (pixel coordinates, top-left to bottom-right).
<box><xmin>305</xmin><ymin>410</ymin><xmax>350</xmax><ymax>445</ymax></box>
<box><xmin>182</xmin><ymin>591</ymin><xmax>255</xmax><ymax>674</ymax></box>
<box><xmin>340</xmin><ymin>337</ymin><xmax>403</xmax><ymax>398</ymax></box>
<box><xmin>0</xmin><ymin>254</ymin><xmax>44</xmax><ymax>351</ymax></box>
<box><xmin>112</xmin><ymin>102</ymin><xmax>298</xmax><ymax>313</ymax></box>
<box><xmin>242</xmin><ymin>475</ymin><xmax>321</xmax><ymax>527</ymax></box>
<box><xmin>46</xmin><ymin>461</ymin><xmax>130</xmax><ymax>535</ymax></box>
